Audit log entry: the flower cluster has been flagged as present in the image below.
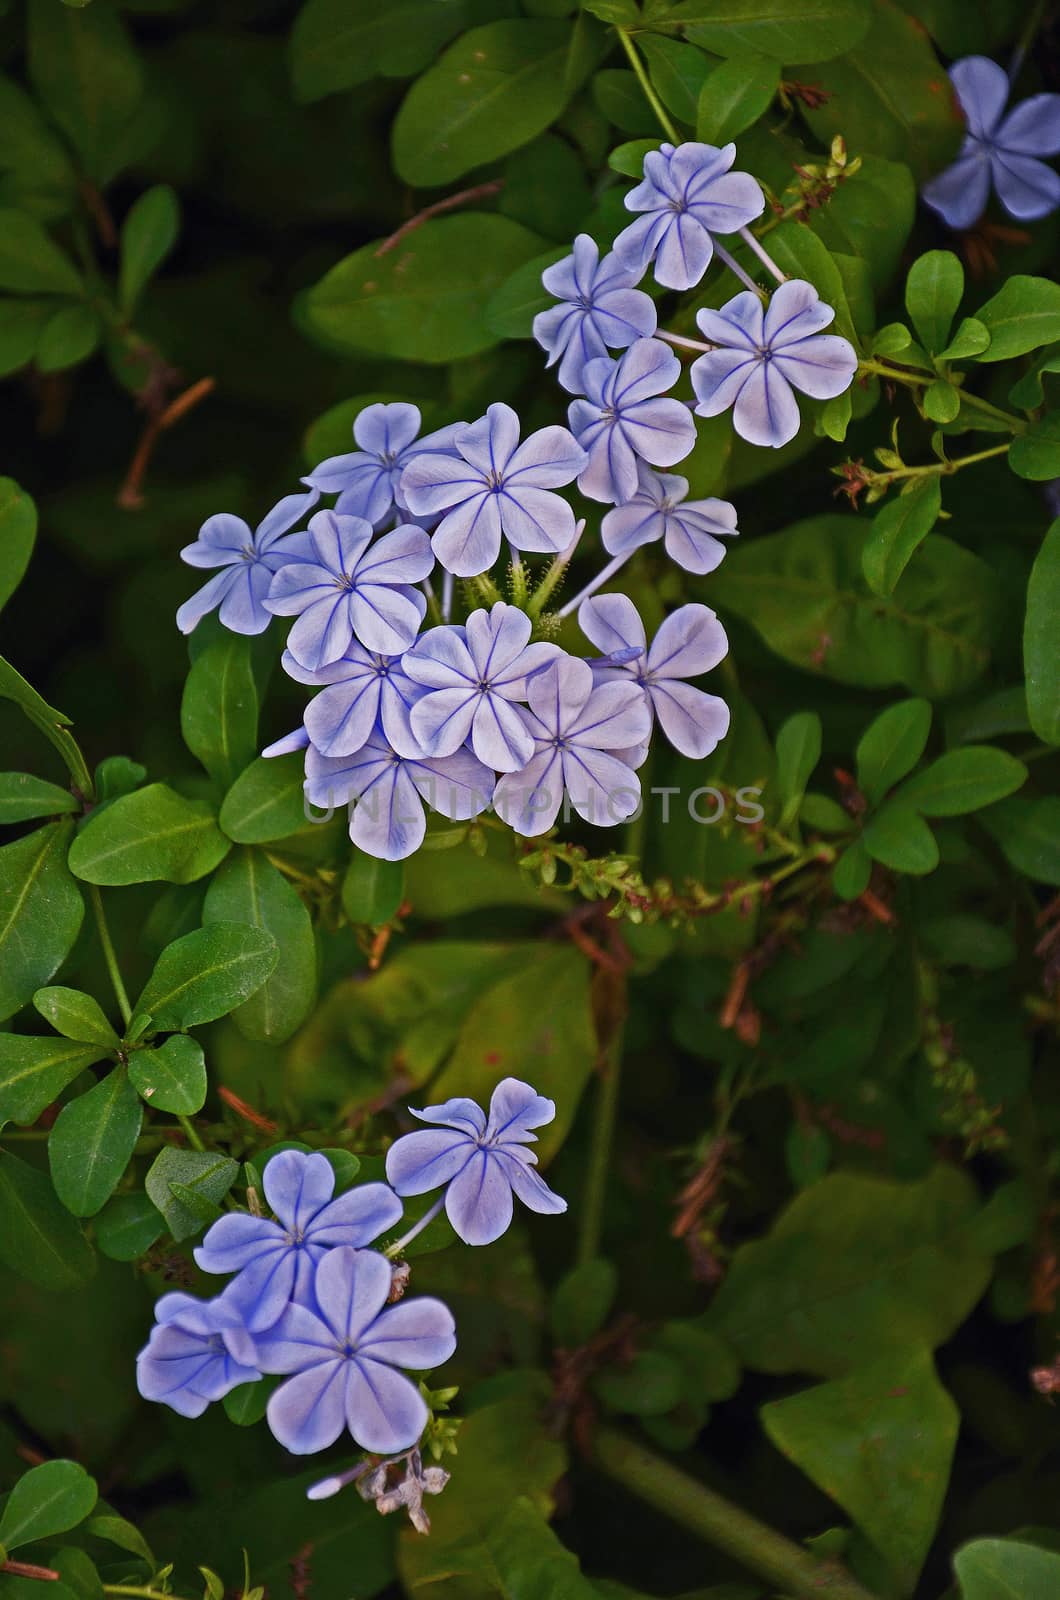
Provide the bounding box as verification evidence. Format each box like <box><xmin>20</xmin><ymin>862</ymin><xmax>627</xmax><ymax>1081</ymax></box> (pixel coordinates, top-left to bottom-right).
<box><xmin>175</xmin><ymin>141</ymin><xmax>858</xmax><ymax>860</ymax></box>
<box><xmin>137</xmin><ymin>1080</ymin><xmax>565</xmax><ymax>1477</ymax></box>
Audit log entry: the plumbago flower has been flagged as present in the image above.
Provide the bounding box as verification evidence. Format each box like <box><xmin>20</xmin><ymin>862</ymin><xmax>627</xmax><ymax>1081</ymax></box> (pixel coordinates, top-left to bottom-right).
<box><xmin>922</xmin><ymin>56</ymin><xmax>1060</xmax><ymax>230</ymax></box>
<box><xmin>303</xmin><ymin>402</ymin><xmax>463</xmax><ymax>526</ymax></box>
<box><xmin>601</xmin><ymin>463</ymin><xmax>738</xmax><ymax>574</ymax></box>
<box><xmin>282</xmin><ymin>645</ymin><xmax>424</xmax><ymax>759</ymax></box>
<box><xmin>136</xmin><ymin>1293</ymin><xmax>259</xmax><ymax>1417</ymax></box>
<box><xmin>533</xmin><ymin>233</ymin><xmax>657</xmax><ymax>393</ymax></box>
<box><xmin>176</xmin><ymin>489</ymin><xmax>319</xmax><ymax>636</ymax></box>
<box><xmin>691</xmin><ymin>280</ymin><xmax>858</xmax><ymax>449</ymax></box>
<box><xmin>570</xmin><ymin>338</ymin><xmax>697</xmax><ymax>504</ymax></box>
<box><xmin>385</xmin><ymin>1078</ymin><xmax>567</xmax><ymax>1247</ymax></box>
<box><xmin>613</xmin><ymin>141</ymin><xmax>764</xmax><ymax>290</ymax></box>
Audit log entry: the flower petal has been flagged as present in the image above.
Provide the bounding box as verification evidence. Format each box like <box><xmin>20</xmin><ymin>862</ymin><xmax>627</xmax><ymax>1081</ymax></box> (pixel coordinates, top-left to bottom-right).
<box><xmin>950</xmin><ymin>55</ymin><xmax>1009</xmax><ymax>140</ymax></box>
<box><xmin>652</xmin><ymin>211</ymin><xmax>714</xmax><ymax>291</ymax></box>
<box><xmin>997</xmin><ymin>93</ymin><xmax>1060</xmax><ymax>157</ymax></box>
<box><xmin>345</xmin><ymin>1358</ymin><xmax>430</xmax><ymax>1453</ymax></box>
<box><xmin>763</xmin><ymin>278</ymin><xmax>835</xmax><ymax>347</ymax></box>
<box><xmin>401</xmin><ymin>453</ymin><xmax>487</xmax><ymax>516</ymax></box>
<box><xmin>650</xmin><ymin>679</ymin><xmax>730</xmax><ymax>758</ymax></box>
<box><xmin>445</xmin><ymin>1148</ymin><xmax>515</xmax><ymax>1245</ymax></box>
<box><xmin>505</xmin><ymin>425</ymin><xmax>586</xmax><ymax>488</ymax></box>
<box><xmin>921</xmin><ymin>149</ymin><xmax>992</xmax><ymax>230</ymax></box>
<box><xmin>648</xmin><ymin>603</ymin><xmax>729</xmax><ymax>678</ymax></box>
<box><xmin>486</xmin><ymin>1077</ymin><xmax>556</xmax><ymax>1140</ymax></box>
<box><xmin>263</xmin><ymin>1149</ymin><xmax>336</xmax><ymax>1231</ymax></box>
<box><xmin>561</xmin><ymin>745</ymin><xmax>642</xmax><ymax>826</ymax></box>
<box><xmin>495</xmin><ymin>1148</ymin><xmax>568</xmax><ymax>1215</ymax></box>
<box><xmin>176</xmin><ymin>569</ymin><xmax>240</xmax><ymax>635</ymax></box>
<box><xmin>578</xmin><ymin>593</ymin><xmax>647</xmax><ymax>656</ymax></box>
<box><xmin>349</xmin><ymin>583</ymin><xmax>425</xmax><ymax>655</ymax></box>
<box><xmin>497</xmin><ymin>485</ymin><xmax>577</xmax><ymax>552</ymax></box>
<box><xmin>359</xmin><ymin>1296</ymin><xmax>457</xmax><ymax>1369</ymax></box>
<box><xmin>353</xmin><ymin>401</ymin><xmax>422</xmax><ymax>458</ymax></box>
<box><xmin>773</xmin><ymin>335</ymin><xmax>857</xmax><ymax>400</ymax></box>
<box><xmin>731</xmin><ymin>359</ymin><xmax>801</xmax><ymax>449</ymax></box>
<box><xmin>313</xmin><ymin>1246</ymin><xmax>392</xmax><ymax>1344</ymax></box>
<box><xmin>492</xmin><ymin>746</ymin><xmax>563</xmax><ymax>835</ymax></box>
<box><xmin>471</xmin><ymin>693</ymin><xmax>536</xmax><ymax>772</ymax></box>
<box><xmin>309</xmin><ymin>1182</ymin><xmax>404</xmax><ymax>1249</ymax></box>
<box><xmin>991</xmin><ymin>149</ymin><xmax>1060</xmax><ymax>221</ymax></box>
<box><xmin>385</xmin><ymin>1128</ymin><xmax>475</xmax><ymax>1196</ymax></box>
<box><xmin>350</xmin><ymin>762</ymin><xmax>426</xmax><ymax>860</ymax></box>
<box><xmin>410</xmin><ymin>686</ymin><xmax>478</xmax><ymax>757</ymax></box>
<box><xmin>194</xmin><ymin>1213</ymin><xmax>286</xmax><ymax>1275</ymax></box>
<box><xmin>267</xmin><ymin>1360</ymin><xmax>348</xmax><ymax>1454</ymax></box>
<box><xmin>431</xmin><ymin>492</ymin><xmax>503</xmax><ymax>577</ymax></box>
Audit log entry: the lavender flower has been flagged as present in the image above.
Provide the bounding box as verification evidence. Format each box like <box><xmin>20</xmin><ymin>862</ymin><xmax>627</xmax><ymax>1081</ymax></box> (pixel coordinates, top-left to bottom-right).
<box><xmin>303</xmin><ymin>403</ymin><xmax>463</xmax><ymax>527</ymax></box>
<box><xmin>569</xmin><ymin>339</ymin><xmax>696</xmax><ymax>505</ymax></box>
<box><xmin>922</xmin><ymin>56</ymin><xmax>1060</xmax><ymax>230</ymax></box>
<box><xmin>580</xmin><ymin>595</ymin><xmax>729</xmax><ymax>761</ymax></box>
<box><xmin>402</xmin><ymin>603</ymin><xmax>561</xmax><ymax>772</ymax></box>
<box><xmin>690</xmin><ymin>280</ymin><xmax>858</xmax><ymax>450</ymax></box>
<box><xmin>264</xmin><ymin>511</ymin><xmax>432</xmax><ymax>670</ymax></box>
<box><xmin>613</xmin><ymin>141</ymin><xmax>764</xmax><ymax>291</ymax></box>
<box><xmin>305</xmin><ymin>732</ymin><xmax>494</xmax><ymax>860</ymax></box>
<box><xmin>492</xmin><ymin>655</ymin><xmax>651</xmax><ymax>834</ymax></box>
<box><xmin>385</xmin><ymin>1078</ymin><xmax>566</xmax><ymax>1247</ymax></box>
<box><xmin>283</xmin><ymin>646</ymin><xmax>424</xmax><ymax>759</ymax></box>
<box><xmin>601</xmin><ymin>463</ymin><xmax>738</xmax><ymax>574</ymax></box>
<box><xmin>400</xmin><ymin>402</ymin><xmax>586</xmax><ymax>578</ymax></box>
<box><xmin>533</xmin><ymin>234</ymin><xmax>657</xmax><ymax>394</ymax></box>
<box><xmin>136</xmin><ymin>1293</ymin><xmax>259</xmax><ymax>1418</ymax></box>
<box><xmin>255</xmin><ymin>1247</ymin><xmax>456</xmax><ymax>1455</ymax></box>
<box><xmin>194</xmin><ymin>1150</ymin><xmax>402</xmax><ymax>1333</ymax></box>
<box><xmin>176</xmin><ymin>490</ymin><xmax>318</xmax><ymax>636</ymax></box>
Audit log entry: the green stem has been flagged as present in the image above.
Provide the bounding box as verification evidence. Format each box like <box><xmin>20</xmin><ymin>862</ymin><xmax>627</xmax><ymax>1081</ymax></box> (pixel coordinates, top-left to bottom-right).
<box><xmin>592</xmin><ymin>1428</ymin><xmax>880</xmax><ymax>1600</ymax></box>
<box><xmin>528</xmin><ymin>544</ymin><xmax>578</xmax><ymax>620</ymax></box>
<box><xmin>617</xmin><ymin>29</ymin><xmax>680</xmax><ymax>143</ymax></box>
<box><xmin>858</xmin><ymin>360</ymin><xmax>1027</xmax><ymax>432</ymax></box>
<box><xmin>577</xmin><ymin>1011</ymin><xmax>625</xmax><ymax>1267</ymax></box>
<box><xmin>0</xmin><ymin>653</ymin><xmax>95</xmax><ymax>799</ymax></box>
<box><xmin>103</xmin><ymin>1588</ymin><xmax>196</xmax><ymax>1599</ymax></box>
<box><xmin>177</xmin><ymin>1114</ymin><xmax>206</xmax><ymax>1152</ymax></box>
<box><xmin>870</xmin><ymin>441</ymin><xmax>1012</xmax><ymax>489</ymax></box>
<box><xmin>88</xmin><ymin>885</ymin><xmax>133</xmax><ymax>1028</ymax></box>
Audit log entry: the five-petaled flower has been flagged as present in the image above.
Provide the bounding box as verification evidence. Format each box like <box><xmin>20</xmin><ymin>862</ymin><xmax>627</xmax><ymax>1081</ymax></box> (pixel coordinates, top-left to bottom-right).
<box><xmin>264</xmin><ymin>510</ymin><xmax>433</xmax><ymax>669</ymax></box>
<box><xmin>569</xmin><ymin>339</ymin><xmax>697</xmax><ymax>505</ymax></box>
<box><xmin>601</xmin><ymin>463</ymin><xmax>738</xmax><ymax>574</ymax></box>
<box><xmin>922</xmin><ymin>56</ymin><xmax>1060</xmax><ymax>231</ymax></box>
<box><xmin>492</xmin><ymin>656</ymin><xmax>651</xmax><ymax>835</ymax></box>
<box><xmin>580</xmin><ymin>595</ymin><xmax>730</xmax><ymax>761</ymax></box>
<box><xmin>385</xmin><ymin>1078</ymin><xmax>567</xmax><ymax>1246</ymax></box>
<box><xmin>403</xmin><ymin>603</ymin><xmax>561</xmax><ymax>772</ymax></box>
<box><xmin>401</xmin><ymin>403</ymin><xmax>586</xmax><ymax>578</ymax></box>
<box><xmin>255</xmin><ymin>1247</ymin><xmax>456</xmax><ymax>1455</ymax></box>
<box><xmin>613</xmin><ymin>141</ymin><xmax>764</xmax><ymax>291</ymax></box>
<box><xmin>303</xmin><ymin>402</ymin><xmax>463</xmax><ymax>528</ymax></box>
<box><xmin>283</xmin><ymin>644</ymin><xmax>425</xmax><ymax>759</ymax></box>
<box><xmin>194</xmin><ymin>1150</ymin><xmax>403</xmax><ymax>1332</ymax></box>
<box><xmin>176</xmin><ymin>489</ymin><xmax>318</xmax><ymax>636</ymax></box>
<box><xmin>533</xmin><ymin>234</ymin><xmax>657</xmax><ymax>394</ymax></box>
<box><xmin>690</xmin><ymin>280</ymin><xmax>858</xmax><ymax>450</ymax></box>
<box><xmin>136</xmin><ymin>1293</ymin><xmax>259</xmax><ymax>1418</ymax></box>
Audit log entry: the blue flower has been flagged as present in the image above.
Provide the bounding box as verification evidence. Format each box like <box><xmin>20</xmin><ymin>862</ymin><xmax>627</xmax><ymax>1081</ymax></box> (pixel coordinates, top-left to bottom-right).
<box><xmin>569</xmin><ymin>339</ymin><xmax>696</xmax><ymax>505</ymax></box>
<box><xmin>194</xmin><ymin>1150</ymin><xmax>403</xmax><ymax>1333</ymax></box>
<box><xmin>264</xmin><ymin>511</ymin><xmax>433</xmax><ymax>670</ymax></box>
<box><xmin>690</xmin><ymin>280</ymin><xmax>858</xmax><ymax>450</ymax></box>
<box><xmin>579</xmin><ymin>595</ymin><xmax>729</xmax><ymax>762</ymax></box>
<box><xmin>400</xmin><ymin>402</ymin><xmax>586</xmax><ymax>578</ymax></box>
<box><xmin>601</xmin><ymin>463</ymin><xmax>738</xmax><ymax>575</ymax></box>
<box><xmin>176</xmin><ymin>489</ymin><xmax>318</xmax><ymax>636</ymax></box>
<box><xmin>254</xmin><ymin>1246</ymin><xmax>456</xmax><ymax>1455</ymax></box>
<box><xmin>492</xmin><ymin>655</ymin><xmax>652</xmax><ymax>835</ymax></box>
<box><xmin>283</xmin><ymin>645</ymin><xmax>425</xmax><ymax>759</ymax></box>
<box><xmin>922</xmin><ymin>56</ymin><xmax>1060</xmax><ymax>230</ymax></box>
<box><xmin>385</xmin><ymin>1078</ymin><xmax>567</xmax><ymax>1247</ymax></box>
<box><xmin>402</xmin><ymin>604</ymin><xmax>561</xmax><ymax>772</ymax></box>
<box><xmin>303</xmin><ymin>403</ymin><xmax>464</xmax><ymax>528</ymax></box>
<box><xmin>136</xmin><ymin>1293</ymin><xmax>259</xmax><ymax>1418</ymax></box>
<box><xmin>533</xmin><ymin>234</ymin><xmax>657</xmax><ymax>394</ymax></box>
<box><xmin>305</xmin><ymin>730</ymin><xmax>495</xmax><ymax>860</ymax></box>
<box><xmin>613</xmin><ymin>141</ymin><xmax>764</xmax><ymax>291</ymax></box>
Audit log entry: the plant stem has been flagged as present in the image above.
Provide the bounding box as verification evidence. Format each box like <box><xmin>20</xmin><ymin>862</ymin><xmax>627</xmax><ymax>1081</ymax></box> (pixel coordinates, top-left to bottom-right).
<box><xmin>592</xmin><ymin>1428</ymin><xmax>880</xmax><ymax>1600</ymax></box>
<box><xmin>617</xmin><ymin>29</ymin><xmax>680</xmax><ymax>143</ymax></box>
<box><xmin>657</xmin><ymin>329</ymin><xmax>715</xmax><ymax>354</ymax></box>
<box><xmin>557</xmin><ymin>551</ymin><xmax>632</xmax><ymax>619</ymax></box>
<box><xmin>103</xmin><ymin>1588</ymin><xmax>196</xmax><ymax>1599</ymax></box>
<box><xmin>738</xmin><ymin>224</ymin><xmax>787</xmax><ymax>284</ymax></box>
<box><xmin>88</xmin><ymin>885</ymin><xmax>133</xmax><ymax>1028</ymax></box>
<box><xmin>857</xmin><ymin>360</ymin><xmax>1027</xmax><ymax>432</ymax></box>
<box><xmin>869</xmin><ymin>440</ymin><xmax>1012</xmax><ymax>489</ymax></box>
<box><xmin>577</xmin><ymin>1008</ymin><xmax>625</xmax><ymax>1267</ymax></box>
<box><xmin>527</xmin><ymin>523</ymin><xmax>585</xmax><ymax>620</ymax></box>
<box><xmin>712</xmin><ymin>239</ymin><xmax>766</xmax><ymax>298</ymax></box>
<box><xmin>385</xmin><ymin>1193</ymin><xmax>447</xmax><ymax>1256</ymax></box>
<box><xmin>177</xmin><ymin>1114</ymin><xmax>206</xmax><ymax>1152</ymax></box>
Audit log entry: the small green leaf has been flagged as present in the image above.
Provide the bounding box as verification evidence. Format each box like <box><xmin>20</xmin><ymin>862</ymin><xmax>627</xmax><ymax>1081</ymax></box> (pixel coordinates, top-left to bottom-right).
<box><xmin>0</xmin><ymin>1034</ymin><xmax>106</xmax><ymax>1127</ymax></box>
<box><xmin>905</xmin><ymin>249</ymin><xmax>963</xmax><ymax>353</ymax></box>
<box><xmin>0</xmin><ymin>1459</ymin><xmax>98</xmax><ymax>1552</ymax></box>
<box><xmin>220</xmin><ymin>754</ymin><xmax>310</xmax><ymax>843</ymax></box>
<box><xmin>48</xmin><ymin>1065</ymin><xmax>143</xmax><ymax>1217</ymax></box>
<box><xmin>289</xmin><ymin>0</ymin><xmax>474</xmax><ymax>103</ymax></box>
<box><xmin>0</xmin><ymin>820</ymin><xmax>84</xmax><ymax>1023</ymax></box>
<box><xmin>119</xmin><ymin>184</ymin><xmax>179</xmax><ymax>314</ymax></box>
<box><xmin>485</xmin><ymin>247</ymin><xmax>567</xmax><ymax>341</ymax></box>
<box><xmin>607</xmin><ymin>138</ymin><xmax>657</xmax><ymax>177</ymax></box>
<box><xmin>128</xmin><ymin>1034</ymin><xmax>207</xmax><ymax>1114</ymax></box>
<box><xmin>0</xmin><ymin>477</ymin><xmax>38</xmax><ymax>612</ymax></box>
<box><xmin>973</xmin><ymin>274</ymin><xmax>1060</xmax><ymax>362</ymax></box>
<box><xmin>33</xmin><ymin>986</ymin><xmax>119</xmax><ymax>1046</ymax></box>
<box><xmin>640</xmin><ymin>35</ymin><xmax>712</xmax><ymax>124</ymax></box>
<box><xmin>203</xmin><ymin>849</ymin><xmax>316</xmax><ymax>1043</ymax></box>
<box><xmin>919</xmin><ymin>914</ymin><xmax>1015</xmax><ymax>970</ymax></box>
<box><xmin>26</xmin><ymin>0</ymin><xmax>144</xmax><ymax>185</ymax></box>
<box><xmin>68</xmin><ymin>782</ymin><xmax>230</xmax><ymax>885</ymax></box>
<box><xmin>0</xmin><ymin>208</ymin><xmax>85</xmax><ymax>296</ymax></box>
<box><xmin>595</xmin><ymin>1350</ymin><xmax>684</xmax><ymax>1416</ymax></box>
<box><xmin>937</xmin><ymin>316</ymin><xmax>990</xmax><ymax>361</ymax></box>
<box><xmin>895</xmin><ymin>745</ymin><xmax>1027</xmax><ymax>816</ymax></box>
<box><xmin>35</xmin><ymin>302</ymin><xmax>101</xmax><ymax>372</ymax></box>
<box><xmin>222</xmin><ymin>1379</ymin><xmax>270</xmax><ymax>1426</ymax></box>
<box><xmin>774</xmin><ymin>711</ymin><xmax>822</xmax><ymax>829</ymax></box>
<box><xmin>696</xmin><ymin>54</ymin><xmax>779</xmax><ymax>144</ymax></box>
<box><xmin>832</xmin><ymin>838</ymin><xmax>872</xmax><ymax>900</ymax></box>
<box><xmin>0</xmin><ymin>1149</ymin><xmax>96</xmax><ymax>1288</ymax></box>
<box><xmin>862</xmin><ymin>477</ymin><xmax>942</xmax><ymax>596</ymax></box>
<box><xmin>1010</xmin><ymin>411</ymin><xmax>1060</xmax><ymax>482</ymax></box>
<box><xmin>552</xmin><ymin>1257</ymin><xmax>617</xmax><ymax>1348</ymax></box>
<box><xmin>1025</xmin><ymin>517</ymin><xmax>1060</xmax><ymax>745</ymax></box>
<box><xmin>181</xmin><ymin>634</ymin><xmax>260</xmax><ymax>790</ymax></box>
<box><xmin>954</xmin><ymin>1538</ymin><xmax>1060</xmax><ymax>1599</ymax></box>
<box><xmin>83</xmin><ymin>1509</ymin><xmax>154</xmax><ymax>1569</ymax></box>
<box><xmin>672</xmin><ymin>0</ymin><xmax>871</xmax><ymax>62</ymax></box>
<box><xmin>135</xmin><ymin>922</ymin><xmax>279</xmax><ymax>1031</ymax></box>
<box><xmin>856</xmin><ymin>697</ymin><xmax>932</xmax><ymax>805</ymax></box>
<box><xmin>95</xmin><ymin>1190</ymin><xmax>164</xmax><ymax>1260</ymax></box>
<box><xmin>144</xmin><ymin>1147</ymin><xmax>239</xmax><ymax>1241</ymax></box>
<box><xmin>342</xmin><ymin>851</ymin><xmax>405</xmax><ymax>925</ymax></box>
<box><xmin>863</xmin><ymin>801</ymin><xmax>939</xmax><ymax>874</ymax></box>
<box><xmin>922</xmin><ymin>379</ymin><xmax>960</xmax><ymax>423</ymax></box>
<box><xmin>0</xmin><ymin>772</ymin><xmax>76</xmax><ymax>823</ymax></box>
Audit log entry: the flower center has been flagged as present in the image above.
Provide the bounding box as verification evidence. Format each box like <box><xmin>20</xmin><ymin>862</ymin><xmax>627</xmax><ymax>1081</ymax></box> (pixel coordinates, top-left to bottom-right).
<box><xmin>333</xmin><ymin>571</ymin><xmax>357</xmax><ymax>591</ymax></box>
<box><xmin>240</xmin><ymin>543</ymin><xmax>256</xmax><ymax>562</ymax></box>
<box><xmin>485</xmin><ymin>469</ymin><xmax>505</xmax><ymax>490</ymax></box>
<box><xmin>284</xmin><ymin>1228</ymin><xmax>306</xmax><ymax>1246</ymax></box>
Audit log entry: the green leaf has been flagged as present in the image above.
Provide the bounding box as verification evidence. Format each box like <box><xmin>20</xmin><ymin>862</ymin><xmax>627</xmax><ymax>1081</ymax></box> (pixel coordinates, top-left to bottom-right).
<box><xmin>709</xmin><ymin>517</ymin><xmax>998</xmax><ymax>699</ymax></box>
<box><xmin>119</xmin><ymin>184</ymin><xmax>179</xmax><ymax>314</ymax></box>
<box><xmin>593</xmin><ymin>69</ymin><xmax>660</xmax><ymax>136</ymax></box>
<box><xmin>35</xmin><ymin>303</ymin><xmax>101</xmax><ymax>372</ymax></box>
<box><xmin>0</xmin><ymin>72</ymin><xmax>78</xmax><ymax>222</ymax></box>
<box><xmin>1010</xmin><ymin>412</ymin><xmax>1060</xmax><ymax>482</ymax></box>
<box><xmin>696</xmin><ymin>54</ymin><xmax>779</xmax><ymax>143</ymax></box>
<box><xmin>393</xmin><ymin>22</ymin><xmax>579</xmax><ymax>188</ymax></box>
<box><xmin>761</xmin><ymin>1346</ymin><xmax>958</xmax><ymax>1593</ymax></box>
<box><xmin>203</xmin><ymin>849</ymin><xmax>316</xmax><ymax>1043</ymax></box>
<box><xmin>94</xmin><ymin>1190</ymin><xmax>164</xmax><ymax>1260</ymax></box>
<box><xmin>222</xmin><ymin>1379</ymin><xmax>270</xmax><ymax>1427</ymax></box>
<box><xmin>862</xmin><ymin>800</ymin><xmax>939</xmax><ymax>874</ymax></box>
<box><xmin>980</xmin><ymin>795</ymin><xmax>1060</xmax><ymax>887</ymax></box>
<box><xmin>856</xmin><ymin>697</ymin><xmax>932</xmax><ymax>805</ymax></box>
<box><xmin>26</xmin><ymin>0</ymin><xmax>145</xmax><ymax>185</ymax></box>
<box><xmin>1025</xmin><ymin>517</ymin><xmax>1060</xmax><ymax>745</ymax></box>
<box><xmin>895</xmin><ymin>745</ymin><xmax>1027</xmax><ymax>815</ymax></box>
<box><xmin>905</xmin><ymin>249</ymin><xmax>963</xmax><ymax>354</ymax></box>
<box><xmin>68</xmin><ymin>783</ymin><xmax>230</xmax><ymax>885</ymax></box>
<box><xmin>552</xmin><ymin>1257</ymin><xmax>617</xmax><ymax>1348</ymax></box>
<box><xmin>832</xmin><ymin>838</ymin><xmax>872</xmax><ymax>900</ymax></box>
<box><xmin>775</xmin><ymin>711</ymin><xmax>822</xmax><ymax>829</ymax></box>
<box><xmin>761</xmin><ymin>221</ymin><xmax>857</xmax><ymax>345</ymax></box>
<box><xmin>595</xmin><ymin>1350</ymin><xmax>684</xmax><ymax>1415</ymax></box>
<box><xmin>607</xmin><ymin>139</ymin><xmax>657</xmax><ymax>178</ymax></box>
<box><xmin>144</xmin><ymin>1147</ymin><xmax>239</xmax><ymax>1241</ymax></box>
<box><xmin>862</xmin><ymin>476</ymin><xmax>942</xmax><ymax>595</ymax></box>
<box><xmin>0</xmin><ymin>299</ymin><xmax>54</xmax><ymax>378</ymax></box>
<box><xmin>289</xmin><ymin>0</ymin><xmax>477</xmax><ymax>102</ymax></box>
<box><xmin>136</xmin><ymin>921</ymin><xmax>279</xmax><ymax>1031</ymax></box>
<box><xmin>0</xmin><ymin>478</ymin><xmax>38</xmax><ymax>612</ymax></box>
<box><xmin>0</xmin><ymin>772</ymin><xmax>77</xmax><ymax>823</ymax></box>
<box><xmin>48</xmin><ymin>1066</ymin><xmax>142</xmax><ymax>1217</ymax></box>
<box><xmin>974</xmin><ymin>275</ymin><xmax>1060</xmax><ymax>362</ymax></box>
<box><xmin>0</xmin><ymin>821</ymin><xmax>84</xmax><ymax>1023</ymax></box>
<box><xmin>485</xmin><ymin>246</ymin><xmax>567</xmax><ymax>340</ymax></box>
<box><xmin>0</xmin><ymin>1459</ymin><xmax>98</xmax><ymax>1552</ymax></box>
<box><xmin>0</xmin><ymin>1149</ymin><xmax>96</xmax><ymax>1288</ymax></box>
<box><xmin>0</xmin><ymin>208</ymin><xmax>84</xmax><ymax>296</ymax></box>
<box><xmin>83</xmin><ymin>1509</ymin><xmax>154</xmax><ymax>1569</ymax></box>
<box><xmin>706</xmin><ymin>1165</ymin><xmax>999</xmax><ymax>1376</ymax></box>
<box><xmin>302</xmin><ymin>214</ymin><xmax>545</xmax><ymax>363</ymax></box>
<box><xmin>640</xmin><ymin>36</ymin><xmax>713</xmax><ymax>124</ymax></box>
<box><xmin>33</xmin><ymin>986</ymin><xmax>118</xmax><ymax>1046</ymax></box>
<box><xmin>0</xmin><ymin>1035</ymin><xmax>106</xmax><ymax>1127</ymax></box>
<box><xmin>923</xmin><ymin>378</ymin><xmax>961</xmax><ymax>424</ymax></box>
<box><xmin>128</xmin><ymin>1034</ymin><xmax>207</xmax><ymax>1114</ymax></box>
<box><xmin>181</xmin><ymin>634</ymin><xmax>260</xmax><ymax>790</ymax></box>
<box><xmin>938</xmin><ymin>315</ymin><xmax>990</xmax><ymax>361</ymax></box>
<box><xmin>954</xmin><ymin>1538</ymin><xmax>1060</xmax><ymax>1598</ymax></box>
<box><xmin>919</xmin><ymin>914</ymin><xmax>1015</xmax><ymax>970</ymax></box>
<box><xmin>671</xmin><ymin>0</ymin><xmax>871</xmax><ymax>62</ymax></box>
<box><xmin>811</xmin><ymin>155</ymin><xmax>915</xmax><ymax>293</ymax></box>
<box><xmin>220</xmin><ymin>753</ymin><xmax>309</xmax><ymax>843</ymax></box>
<box><xmin>342</xmin><ymin>851</ymin><xmax>405</xmax><ymax>925</ymax></box>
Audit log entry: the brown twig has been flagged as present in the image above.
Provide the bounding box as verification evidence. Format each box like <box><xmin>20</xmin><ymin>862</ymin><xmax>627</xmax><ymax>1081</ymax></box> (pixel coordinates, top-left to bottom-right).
<box><xmin>0</xmin><ymin>1559</ymin><xmax>61</xmax><ymax>1580</ymax></box>
<box><xmin>217</xmin><ymin>1086</ymin><xmax>279</xmax><ymax>1135</ymax></box>
<box><xmin>117</xmin><ymin>376</ymin><xmax>216</xmax><ymax>510</ymax></box>
<box><xmin>374</xmin><ymin>181</ymin><xmax>505</xmax><ymax>257</ymax></box>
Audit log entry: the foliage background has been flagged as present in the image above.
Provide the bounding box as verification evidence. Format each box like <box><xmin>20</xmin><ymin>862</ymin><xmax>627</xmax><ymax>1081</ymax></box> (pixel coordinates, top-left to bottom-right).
<box><xmin>1</xmin><ymin>0</ymin><xmax>1059</xmax><ymax>1597</ymax></box>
